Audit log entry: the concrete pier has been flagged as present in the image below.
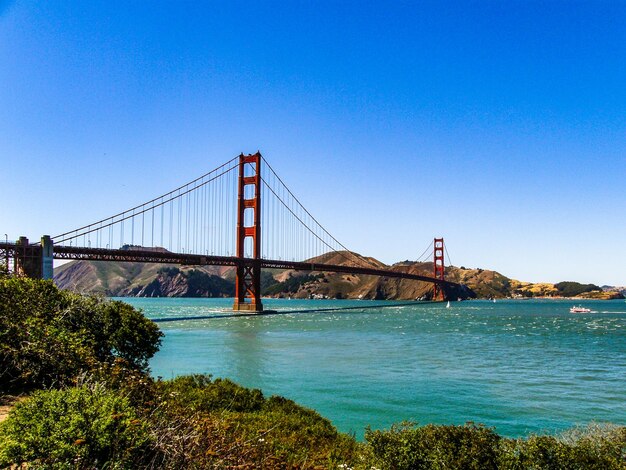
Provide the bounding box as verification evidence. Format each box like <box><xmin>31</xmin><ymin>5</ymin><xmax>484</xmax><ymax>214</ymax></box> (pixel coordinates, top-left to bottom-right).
<box><xmin>41</xmin><ymin>235</ymin><xmax>53</xmax><ymax>280</ymax></box>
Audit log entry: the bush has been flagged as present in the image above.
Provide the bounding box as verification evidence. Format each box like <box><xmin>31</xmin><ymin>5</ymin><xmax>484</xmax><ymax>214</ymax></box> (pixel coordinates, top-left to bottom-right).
<box><xmin>363</xmin><ymin>422</ymin><xmax>626</xmax><ymax>470</ymax></box>
<box><xmin>0</xmin><ymin>277</ymin><xmax>162</xmax><ymax>392</ymax></box>
<box><xmin>363</xmin><ymin>422</ymin><xmax>501</xmax><ymax>470</ymax></box>
<box><xmin>0</xmin><ymin>383</ymin><xmax>151</xmax><ymax>468</ymax></box>
<box><xmin>151</xmin><ymin>374</ymin><xmax>359</xmax><ymax>468</ymax></box>
<box><xmin>1</xmin><ymin>372</ymin><xmax>624</xmax><ymax>468</ymax></box>
<box><xmin>158</xmin><ymin>374</ymin><xmax>265</xmax><ymax>413</ymax></box>
<box><xmin>498</xmin><ymin>424</ymin><xmax>626</xmax><ymax>470</ymax></box>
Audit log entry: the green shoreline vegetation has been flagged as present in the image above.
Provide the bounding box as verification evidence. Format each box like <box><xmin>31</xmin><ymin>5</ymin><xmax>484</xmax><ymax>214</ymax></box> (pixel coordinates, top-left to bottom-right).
<box><xmin>1</xmin><ymin>272</ymin><xmax>624</xmax><ymax>469</ymax></box>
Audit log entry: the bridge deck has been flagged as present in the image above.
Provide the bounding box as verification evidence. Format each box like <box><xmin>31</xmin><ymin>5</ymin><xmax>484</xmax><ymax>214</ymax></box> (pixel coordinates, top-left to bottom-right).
<box><xmin>51</xmin><ymin>245</ymin><xmax>458</xmax><ymax>287</ymax></box>
<box><xmin>1</xmin><ymin>242</ymin><xmax>459</xmax><ymax>287</ymax></box>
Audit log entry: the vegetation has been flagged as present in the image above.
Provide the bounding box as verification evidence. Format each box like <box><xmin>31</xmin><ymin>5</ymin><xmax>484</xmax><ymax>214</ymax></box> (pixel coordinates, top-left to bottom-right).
<box><xmin>184</xmin><ymin>269</ymin><xmax>235</xmax><ymax>297</ymax></box>
<box><xmin>2</xmin><ymin>378</ymin><xmax>623</xmax><ymax>469</ymax></box>
<box><xmin>555</xmin><ymin>281</ymin><xmax>603</xmax><ymax>297</ymax></box>
<box><xmin>364</xmin><ymin>422</ymin><xmax>501</xmax><ymax>469</ymax></box>
<box><xmin>263</xmin><ymin>273</ymin><xmax>324</xmax><ymax>296</ymax></box>
<box><xmin>0</xmin><ymin>382</ymin><xmax>151</xmax><ymax>468</ymax></box>
<box><xmin>363</xmin><ymin>422</ymin><xmax>625</xmax><ymax>470</ymax></box>
<box><xmin>0</xmin><ymin>368</ymin><xmax>359</xmax><ymax>468</ymax></box>
<box><xmin>147</xmin><ymin>374</ymin><xmax>359</xmax><ymax>468</ymax></box>
<box><xmin>157</xmin><ymin>266</ymin><xmax>181</xmax><ymax>277</ymax></box>
<box><xmin>1</xmin><ymin>275</ymin><xmax>624</xmax><ymax>468</ymax></box>
<box><xmin>0</xmin><ymin>276</ymin><xmax>162</xmax><ymax>392</ymax></box>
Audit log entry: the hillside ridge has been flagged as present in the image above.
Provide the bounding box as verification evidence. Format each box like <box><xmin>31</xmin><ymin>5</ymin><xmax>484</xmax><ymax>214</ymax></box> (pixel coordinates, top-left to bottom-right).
<box><xmin>54</xmin><ymin>251</ymin><xmax>624</xmax><ymax>300</ymax></box>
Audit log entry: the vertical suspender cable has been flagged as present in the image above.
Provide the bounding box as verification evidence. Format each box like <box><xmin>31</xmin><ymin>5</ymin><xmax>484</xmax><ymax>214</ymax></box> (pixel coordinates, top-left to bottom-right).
<box><xmin>177</xmin><ymin>194</ymin><xmax>182</xmax><ymax>252</ymax></box>
<box><xmin>186</xmin><ymin>191</ymin><xmax>190</xmax><ymax>252</ymax></box>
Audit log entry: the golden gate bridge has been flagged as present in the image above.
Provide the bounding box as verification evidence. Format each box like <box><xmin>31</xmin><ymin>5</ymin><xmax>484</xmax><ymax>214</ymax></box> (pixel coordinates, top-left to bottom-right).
<box><xmin>1</xmin><ymin>152</ymin><xmax>464</xmax><ymax>311</ymax></box>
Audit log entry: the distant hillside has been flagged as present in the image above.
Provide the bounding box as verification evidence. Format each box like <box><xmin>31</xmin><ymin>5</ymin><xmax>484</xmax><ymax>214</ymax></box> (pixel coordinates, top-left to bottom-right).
<box><xmin>55</xmin><ymin>260</ymin><xmax>235</xmax><ymax>297</ymax></box>
<box><xmin>261</xmin><ymin>256</ymin><xmax>450</xmax><ymax>301</ymax></box>
<box><xmin>602</xmin><ymin>285</ymin><xmax>626</xmax><ymax>296</ymax></box>
<box><xmin>54</xmin><ymin>250</ymin><xmax>623</xmax><ymax>300</ymax></box>
<box><xmin>54</xmin><ymin>251</ymin><xmax>474</xmax><ymax>300</ymax></box>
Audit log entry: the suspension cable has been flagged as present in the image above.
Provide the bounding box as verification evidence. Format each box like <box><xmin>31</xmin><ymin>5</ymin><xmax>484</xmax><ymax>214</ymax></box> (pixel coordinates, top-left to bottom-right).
<box><xmin>444</xmin><ymin>243</ymin><xmax>453</xmax><ymax>268</ymax></box>
<box><xmin>260</xmin><ymin>173</ymin><xmax>379</xmax><ymax>269</ymax></box>
<box><xmin>415</xmin><ymin>240</ymin><xmax>434</xmax><ymax>263</ymax></box>
<box><xmin>54</xmin><ymin>161</ymin><xmax>239</xmax><ymax>243</ymax></box>
<box><xmin>261</xmin><ymin>157</ymin><xmax>381</xmax><ymax>268</ymax></box>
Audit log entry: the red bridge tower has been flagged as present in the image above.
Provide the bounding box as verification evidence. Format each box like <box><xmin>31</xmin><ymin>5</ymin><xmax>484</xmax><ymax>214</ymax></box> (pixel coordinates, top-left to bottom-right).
<box><xmin>233</xmin><ymin>152</ymin><xmax>263</xmax><ymax>312</ymax></box>
<box><xmin>433</xmin><ymin>237</ymin><xmax>445</xmax><ymax>301</ymax></box>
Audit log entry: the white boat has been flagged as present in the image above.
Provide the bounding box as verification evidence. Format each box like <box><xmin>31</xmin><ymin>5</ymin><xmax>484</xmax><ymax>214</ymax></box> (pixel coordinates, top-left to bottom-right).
<box><xmin>446</xmin><ymin>301</ymin><xmax>450</xmax><ymax>308</ymax></box>
<box><xmin>570</xmin><ymin>305</ymin><xmax>591</xmax><ymax>313</ymax></box>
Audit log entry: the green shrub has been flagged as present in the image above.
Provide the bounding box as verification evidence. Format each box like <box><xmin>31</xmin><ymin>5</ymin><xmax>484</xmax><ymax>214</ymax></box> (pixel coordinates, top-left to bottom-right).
<box><xmin>498</xmin><ymin>424</ymin><xmax>626</xmax><ymax>470</ymax></box>
<box><xmin>0</xmin><ymin>277</ymin><xmax>162</xmax><ymax>392</ymax></box>
<box><xmin>211</xmin><ymin>405</ymin><xmax>358</xmax><ymax>468</ymax></box>
<box><xmin>158</xmin><ymin>374</ymin><xmax>265</xmax><ymax>413</ymax></box>
<box><xmin>90</xmin><ymin>359</ymin><xmax>159</xmax><ymax>411</ymax></box>
<box><xmin>0</xmin><ymin>383</ymin><xmax>151</xmax><ymax>468</ymax></box>
<box><xmin>151</xmin><ymin>375</ymin><xmax>359</xmax><ymax>468</ymax></box>
<box><xmin>364</xmin><ymin>422</ymin><xmax>500</xmax><ymax>470</ymax></box>
<box><xmin>362</xmin><ymin>421</ymin><xmax>625</xmax><ymax>470</ymax></box>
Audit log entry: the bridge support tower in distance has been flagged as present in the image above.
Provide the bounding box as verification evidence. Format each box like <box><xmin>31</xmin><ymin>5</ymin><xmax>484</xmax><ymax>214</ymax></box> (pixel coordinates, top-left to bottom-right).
<box><xmin>433</xmin><ymin>237</ymin><xmax>445</xmax><ymax>301</ymax></box>
<box><xmin>233</xmin><ymin>152</ymin><xmax>263</xmax><ymax>313</ymax></box>
<box><xmin>12</xmin><ymin>235</ymin><xmax>54</xmax><ymax>280</ymax></box>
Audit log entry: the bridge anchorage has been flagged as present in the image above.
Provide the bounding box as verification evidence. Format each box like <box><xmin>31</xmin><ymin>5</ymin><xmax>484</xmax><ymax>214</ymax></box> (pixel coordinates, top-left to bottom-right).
<box><xmin>1</xmin><ymin>151</ymin><xmax>463</xmax><ymax>310</ymax></box>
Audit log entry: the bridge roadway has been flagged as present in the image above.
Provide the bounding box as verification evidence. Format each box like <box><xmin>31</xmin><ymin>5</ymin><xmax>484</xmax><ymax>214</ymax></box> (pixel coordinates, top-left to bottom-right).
<box><xmin>1</xmin><ymin>242</ymin><xmax>459</xmax><ymax>289</ymax></box>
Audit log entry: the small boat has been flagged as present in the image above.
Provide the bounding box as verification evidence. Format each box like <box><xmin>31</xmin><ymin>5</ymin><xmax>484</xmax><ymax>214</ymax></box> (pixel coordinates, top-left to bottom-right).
<box><xmin>570</xmin><ymin>305</ymin><xmax>591</xmax><ymax>313</ymax></box>
<box><xmin>446</xmin><ymin>301</ymin><xmax>450</xmax><ymax>308</ymax></box>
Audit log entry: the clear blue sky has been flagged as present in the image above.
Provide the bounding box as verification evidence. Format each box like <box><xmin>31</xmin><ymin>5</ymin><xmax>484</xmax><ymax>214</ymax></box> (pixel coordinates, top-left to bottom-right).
<box><xmin>1</xmin><ymin>1</ymin><xmax>624</xmax><ymax>285</ymax></box>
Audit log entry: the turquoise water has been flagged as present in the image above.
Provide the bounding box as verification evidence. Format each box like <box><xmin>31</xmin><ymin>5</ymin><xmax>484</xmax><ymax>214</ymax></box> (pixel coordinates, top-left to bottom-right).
<box><xmin>119</xmin><ymin>297</ymin><xmax>626</xmax><ymax>438</ymax></box>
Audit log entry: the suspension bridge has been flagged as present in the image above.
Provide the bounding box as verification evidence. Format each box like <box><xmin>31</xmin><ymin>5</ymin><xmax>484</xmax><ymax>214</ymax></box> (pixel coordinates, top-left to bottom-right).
<box><xmin>1</xmin><ymin>152</ymin><xmax>464</xmax><ymax>311</ymax></box>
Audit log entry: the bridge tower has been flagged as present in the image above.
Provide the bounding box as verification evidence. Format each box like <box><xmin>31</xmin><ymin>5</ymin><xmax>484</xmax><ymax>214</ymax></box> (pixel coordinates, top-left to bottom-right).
<box><xmin>12</xmin><ymin>235</ymin><xmax>54</xmax><ymax>280</ymax></box>
<box><xmin>433</xmin><ymin>237</ymin><xmax>445</xmax><ymax>301</ymax></box>
<box><xmin>233</xmin><ymin>152</ymin><xmax>263</xmax><ymax>312</ymax></box>
<box><xmin>14</xmin><ymin>237</ymin><xmax>39</xmax><ymax>278</ymax></box>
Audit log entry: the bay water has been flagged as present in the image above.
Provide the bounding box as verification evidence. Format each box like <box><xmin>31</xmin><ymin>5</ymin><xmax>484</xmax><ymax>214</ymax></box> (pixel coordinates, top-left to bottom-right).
<box><xmin>119</xmin><ymin>297</ymin><xmax>626</xmax><ymax>439</ymax></box>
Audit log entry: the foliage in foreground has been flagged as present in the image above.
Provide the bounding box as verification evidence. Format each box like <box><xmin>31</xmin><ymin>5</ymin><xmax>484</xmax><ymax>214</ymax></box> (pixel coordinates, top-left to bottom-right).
<box><xmin>1</xmin><ymin>371</ymin><xmax>624</xmax><ymax>469</ymax></box>
<box><xmin>150</xmin><ymin>374</ymin><xmax>359</xmax><ymax>468</ymax></box>
<box><xmin>364</xmin><ymin>422</ymin><xmax>626</xmax><ymax>470</ymax></box>
<box><xmin>364</xmin><ymin>422</ymin><xmax>501</xmax><ymax>469</ymax></box>
<box><xmin>0</xmin><ymin>382</ymin><xmax>150</xmax><ymax>468</ymax></box>
<box><xmin>0</xmin><ymin>276</ymin><xmax>162</xmax><ymax>392</ymax></box>
<box><xmin>0</xmin><ymin>371</ymin><xmax>360</xmax><ymax>469</ymax></box>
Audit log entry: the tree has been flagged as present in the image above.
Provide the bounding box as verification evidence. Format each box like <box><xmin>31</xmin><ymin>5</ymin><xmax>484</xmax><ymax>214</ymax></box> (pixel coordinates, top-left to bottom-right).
<box><xmin>0</xmin><ymin>277</ymin><xmax>162</xmax><ymax>392</ymax></box>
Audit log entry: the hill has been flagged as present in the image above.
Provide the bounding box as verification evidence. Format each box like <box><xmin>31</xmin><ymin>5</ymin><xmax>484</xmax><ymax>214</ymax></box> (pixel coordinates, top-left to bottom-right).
<box><xmin>54</xmin><ymin>260</ymin><xmax>235</xmax><ymax>297</ymax></box>
<box><xmin>54</xmin><ymin>250</ymin><xmax>623</xmax><ymax>300</ymax></box>
<box><xmin>54</xmin><ymin>251</ymin><xmax>476</xmax><ymax>300</ymax></box>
